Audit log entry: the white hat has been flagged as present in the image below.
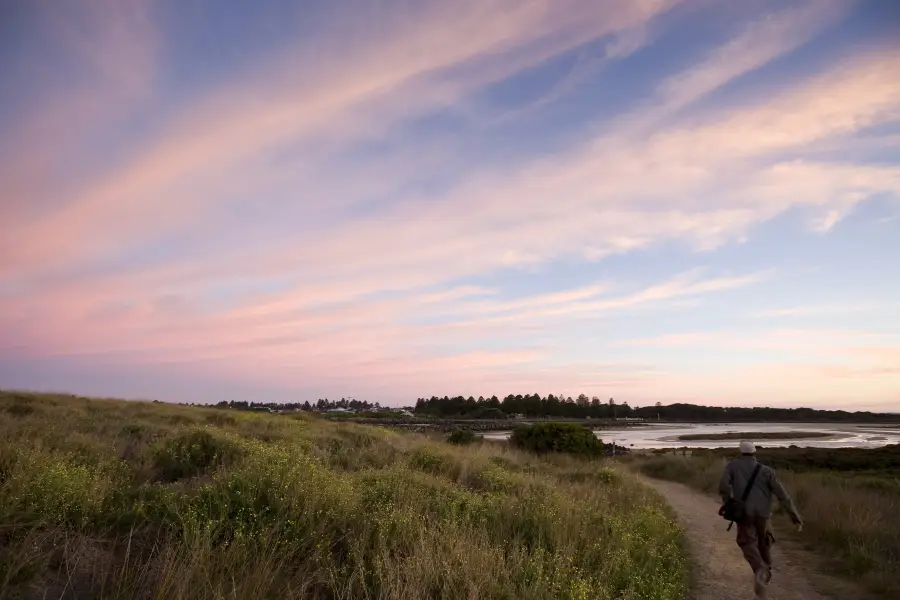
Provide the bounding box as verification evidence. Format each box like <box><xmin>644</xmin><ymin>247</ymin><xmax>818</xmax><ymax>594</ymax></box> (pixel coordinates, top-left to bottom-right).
<box><xmin>739</xmin><ymin>440</ymin><xmax>756</xmax><ymax>454</ymax></box>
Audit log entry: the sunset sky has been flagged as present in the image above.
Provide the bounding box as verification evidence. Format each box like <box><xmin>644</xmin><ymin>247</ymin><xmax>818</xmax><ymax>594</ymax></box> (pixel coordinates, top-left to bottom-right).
<box><xmin>1</xmin><ymin>0</ymin><xmax>899</xmax><ymax>410</ymax></box>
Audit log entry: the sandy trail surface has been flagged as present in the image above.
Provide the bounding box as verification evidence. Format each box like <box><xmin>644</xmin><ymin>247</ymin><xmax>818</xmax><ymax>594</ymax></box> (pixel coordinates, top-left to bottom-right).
<box><xmin>643</xmin><ymin>477</ymin><xmax>869</xmax><ymax>600</ymax></box>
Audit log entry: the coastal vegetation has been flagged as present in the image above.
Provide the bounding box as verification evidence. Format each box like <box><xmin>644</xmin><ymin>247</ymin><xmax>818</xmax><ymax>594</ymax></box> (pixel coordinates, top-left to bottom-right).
<box><xmin>445</xmin><ymin>429</ymin><xmax>481</xmax><ymax>445</ymax></box>
<box><xmin>200</xmin><ymin>396</ymin><xmax>898</xmax><ymax>424</ymax></box>
<box><xmin>627</xmin><ymin>445</ymin><xmax>900</xmax><ymax>598</ymax></box>
<box><xmin>0</xmin><ymin>390</ymin><xmax>686</xmax><ymax>600</ymax></box>
<box><xmin>412</xmin><ymin>396</ymin><xmax>897</xmax><ymax>422</ymax></box>
<box><xmin>510</xmin><ymin>423</ymin><xmax>606</xmax><ymax>457</ymax></box>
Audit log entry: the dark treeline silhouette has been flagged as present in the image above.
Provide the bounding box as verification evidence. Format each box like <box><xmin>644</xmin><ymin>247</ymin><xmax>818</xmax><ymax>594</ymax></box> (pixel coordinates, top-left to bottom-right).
<box><xmin>413</xmin><ymin>395</ymin><xmax>898</xmax><ymax>422</ymax></box>
<box><xmin>214</xmin><ymin>398</ymin><xmax>382</xmax><ymax>411</ymax></box>
<box><xmin>415</xmin><ymin>395</ymin><xmax>633</xmax><ymax>419</ymax></box>
<box><xmin>205</xmin><ymin>394</ymin><xmax>896</xmax><ymax>422</ymax></box>
<box><xmin>644</xmin><ymin>403</ymin><xmax>896</xmax><ymax>422</ymax></box>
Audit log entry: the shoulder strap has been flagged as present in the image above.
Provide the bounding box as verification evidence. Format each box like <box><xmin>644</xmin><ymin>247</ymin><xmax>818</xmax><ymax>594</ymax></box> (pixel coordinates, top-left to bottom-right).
<box><xmin>741</xmin><ymin>464</ymin><xmax>762</xmax><ymax>501</ymax></box>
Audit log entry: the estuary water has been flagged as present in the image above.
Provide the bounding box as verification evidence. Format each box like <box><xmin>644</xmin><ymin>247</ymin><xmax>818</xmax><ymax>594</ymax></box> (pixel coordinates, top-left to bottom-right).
<box><xmin>481</xmin><ymin>422</ymin><xmax>900</xmax><ymax>449</ymax></box>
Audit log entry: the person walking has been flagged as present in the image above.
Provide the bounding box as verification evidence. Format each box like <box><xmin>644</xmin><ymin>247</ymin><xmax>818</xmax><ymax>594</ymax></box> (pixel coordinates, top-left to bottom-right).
<box><xmin>719</xmin><ymin>440</ymin><xmax>803</xmax><ymax>598</ymax></box>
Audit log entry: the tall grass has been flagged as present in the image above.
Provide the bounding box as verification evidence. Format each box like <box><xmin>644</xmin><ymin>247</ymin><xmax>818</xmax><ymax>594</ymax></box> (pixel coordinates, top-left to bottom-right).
<box><xmin>0</xmin><ymin>391</ymin><xmax>686</xmax><ymax>599</ymax></box>
<box><xmin>630</xmin><ymin>452</ymin><xmax>900</xmax><ymax>598</ymax></box>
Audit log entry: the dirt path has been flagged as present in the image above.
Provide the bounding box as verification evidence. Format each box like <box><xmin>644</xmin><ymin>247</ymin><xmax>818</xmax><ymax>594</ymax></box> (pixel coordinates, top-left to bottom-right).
<box><xmin>643</xmin><ymin>477</ymin><xmax>857</xmax><ymax>600</ymax></box>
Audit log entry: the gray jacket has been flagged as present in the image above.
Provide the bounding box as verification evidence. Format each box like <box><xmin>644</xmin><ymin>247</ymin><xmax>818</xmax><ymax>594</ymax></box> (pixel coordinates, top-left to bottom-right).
<box><xmin>719</xmin><ymin>456</ymin><xmax>802</xmax><ymax>523</ymax></box>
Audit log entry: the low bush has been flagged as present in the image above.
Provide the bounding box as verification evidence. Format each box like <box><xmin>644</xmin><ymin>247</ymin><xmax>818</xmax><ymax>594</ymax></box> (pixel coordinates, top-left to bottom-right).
<box><xmin>510</xmin><ymin>422</ymin><xmax>604</xmax><ymax>456</ymax></box>
<box><xmin>408</xmin><ymin>448</ymin><xmax>452</xmax><ymax>475</ymax></box>
<box><xmin>204</xmin><ymin>412</ymin><xmax>237</xmax><ymax>427</ymax></box>
<box><xmin>151</xmin><ymin>429</ymin><xmax>243</xmax><ymax>481</ymax></box>
<box><xmin>446</xmin><ymin>429</ymin><xmax>481</xmax><ymax>445</ymax></box>
<box><xmin>4</xmin><ymin>401</ymin><xmax>35</xmax><ymax>418</ymax></box>
<box><xmin>120</xmin><ymin>423</ymin><xmax>147</xmax><ymax>437</ymax></box>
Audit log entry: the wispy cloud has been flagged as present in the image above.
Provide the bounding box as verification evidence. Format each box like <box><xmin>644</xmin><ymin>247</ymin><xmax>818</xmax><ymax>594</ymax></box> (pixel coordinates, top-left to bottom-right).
<box><xmin>619</xmin><ymin>328</ymin><xmax>899</xmax><ymax>351</ymax></box>
<box><xmin>1</xmin><ymin>0</ymin><xmax>685</xmax><ymax>277</ymax></box>
<box><xmin>754</xmin><ymin>303</ymin><xmax>884</xmax><ymax>318</ymax></box>
<box><xmin>653</xmin><ymin>0</ymin><xmax>855</xmax><ymax>117</ymax></box>
<box><xmin>0</xmin><ymin>0</ymin><xmax>159</xmax><ymax>225</ymax></box>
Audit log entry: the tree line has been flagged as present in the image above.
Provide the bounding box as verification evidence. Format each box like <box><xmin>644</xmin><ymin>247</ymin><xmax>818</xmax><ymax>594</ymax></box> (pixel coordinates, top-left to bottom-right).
<box><xmin>214</xmin><ymin>398</ymin><xmax>384</xmax><ymax>411</ymax></box>
<box><xmin>207</xmin><ymin>395</ymin><xmax>896</xmax><ymax>423</ymax></box>
<box><xmin>648</xmin><ymin>402</ymin><xmax>896</xmax><ymax>422</ymax></box>
<box><xmin>415</xmin><ymin>395</ymin><xmax>633</xmax><ymax>419</ymax></box>
<box><xmin>413</xmin><ymin>395</ymin><xmax>898</xmax><ymax>422</ymax></box>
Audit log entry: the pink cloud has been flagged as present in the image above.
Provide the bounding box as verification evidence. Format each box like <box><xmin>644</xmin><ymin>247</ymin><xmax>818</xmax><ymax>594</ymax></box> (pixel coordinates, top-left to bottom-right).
<box><xmin>0</xmin><ymin>269</ymin><xmax>765</xmax><ymax>389</ymax></box>
<box><xmin>0</xmin><ymin>0</ymin><xmax>158</xmax><ymax>226</ymax></box>
<box><xmin>619</xmin><ymin>329</ymin><xmax>899</xmax><ymax>352</ymax></box>
<box><xmin>6</xmin><ymin>10</ymin><xmax>898</xmax><ymax>300</ymax></box>
<box><xmin>1</xmin><ymin>0</ymin><xmax>684</xmax><ymax>278</ymax></box>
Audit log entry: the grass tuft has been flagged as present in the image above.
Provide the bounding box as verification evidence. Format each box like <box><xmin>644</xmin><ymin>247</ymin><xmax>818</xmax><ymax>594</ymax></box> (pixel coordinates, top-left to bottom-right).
<box><xmin>446</xmin><ymin>429</ymin><xmax>482</xmax><ymax>445</ymax></box>
<box><xmin>151</xmin><ymin>428</ymin><xmax>243</xmax><ymax>481</ymax></box>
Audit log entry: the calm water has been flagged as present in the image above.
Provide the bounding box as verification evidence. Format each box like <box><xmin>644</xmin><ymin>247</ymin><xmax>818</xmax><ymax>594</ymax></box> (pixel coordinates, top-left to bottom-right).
<box><xmin>482</xmin><ymin>422</ymin><xmax>900</xmax><ymax>449</ymax></box>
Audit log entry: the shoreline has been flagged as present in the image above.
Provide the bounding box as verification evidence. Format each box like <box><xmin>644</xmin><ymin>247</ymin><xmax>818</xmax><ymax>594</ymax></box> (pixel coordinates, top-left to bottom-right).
<box><xmin>671</xmin><ymin>431</ymin><xmax>839</xmax><ymax>442</ymax></box>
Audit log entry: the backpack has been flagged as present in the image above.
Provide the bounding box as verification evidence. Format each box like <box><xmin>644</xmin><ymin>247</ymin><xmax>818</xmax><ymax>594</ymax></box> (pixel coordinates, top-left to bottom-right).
<box><xmin>719</xmin><ymin>463</ymin><xmax>762</xmax><ymax>530</ymax></box>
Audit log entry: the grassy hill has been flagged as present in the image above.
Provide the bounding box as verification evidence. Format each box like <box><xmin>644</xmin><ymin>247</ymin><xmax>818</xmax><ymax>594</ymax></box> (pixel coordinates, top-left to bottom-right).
<box><xmin>0</xmin><ymin>391</ymin><xmax>686</xmax><ymax>599</ymax></box>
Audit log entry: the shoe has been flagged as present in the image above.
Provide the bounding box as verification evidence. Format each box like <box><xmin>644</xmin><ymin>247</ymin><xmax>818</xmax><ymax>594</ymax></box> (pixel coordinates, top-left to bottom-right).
<box><xmin>754</xmin><ymin>568</ymin><xmax>769</xmax><ymax>598</ymax></box>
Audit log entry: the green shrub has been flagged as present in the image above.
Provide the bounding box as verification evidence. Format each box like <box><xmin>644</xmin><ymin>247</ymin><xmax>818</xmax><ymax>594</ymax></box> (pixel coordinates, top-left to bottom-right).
<box><xmin>152</xmin><ymin>429</ymin><xmax>243</xmax><ymax>481</ymax></box>
<box><xmin>408</xmin><ymin>448</ymin><xmax>452</xmax><ymax>475</ymax></box>
<box><xmin>446</xmin><ymin>430</ymin><xmax>481</xmax><ymax>445</ymax></box>
<box><xmin>205</xmin><ymin>412</ymin><xmax>237</xmax><ymax>427</ymax></box>
<box><xmin>120</xmin><ymin>424</ymin><xmax>146</xmax><ymax>437</ymax></box>
<box><xmin>510</xmin><ymin>423</ymin><xmax>604</xmax><ymax>457</ymax></box>
<box><xmin>4</xmin><ymin>402</ymin><xmax>35</xmax><ymax>418</ymax></box>
<box><xmin>5</xmin><ymin>452</ymin><xmax>129</xmax><ymax>527</ymax></box>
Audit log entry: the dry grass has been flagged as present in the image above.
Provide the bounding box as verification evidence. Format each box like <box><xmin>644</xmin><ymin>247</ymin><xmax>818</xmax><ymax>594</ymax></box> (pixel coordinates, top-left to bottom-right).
<box><xmin>0</xmin><ymin>391</ymin><xmax>686</xmax><ymax>599</ymax></box>
<box><xmin>628</xmin><ymin>452</ymin><xmax>900</xmax><ymax>598</ymax></box>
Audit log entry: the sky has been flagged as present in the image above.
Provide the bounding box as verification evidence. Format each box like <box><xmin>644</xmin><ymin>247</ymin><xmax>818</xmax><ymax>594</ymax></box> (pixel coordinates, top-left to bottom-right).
<box><xmin>1</xmin><ymin>0</ymin><xmax>899</xmax><ymax>410</ymax></box>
